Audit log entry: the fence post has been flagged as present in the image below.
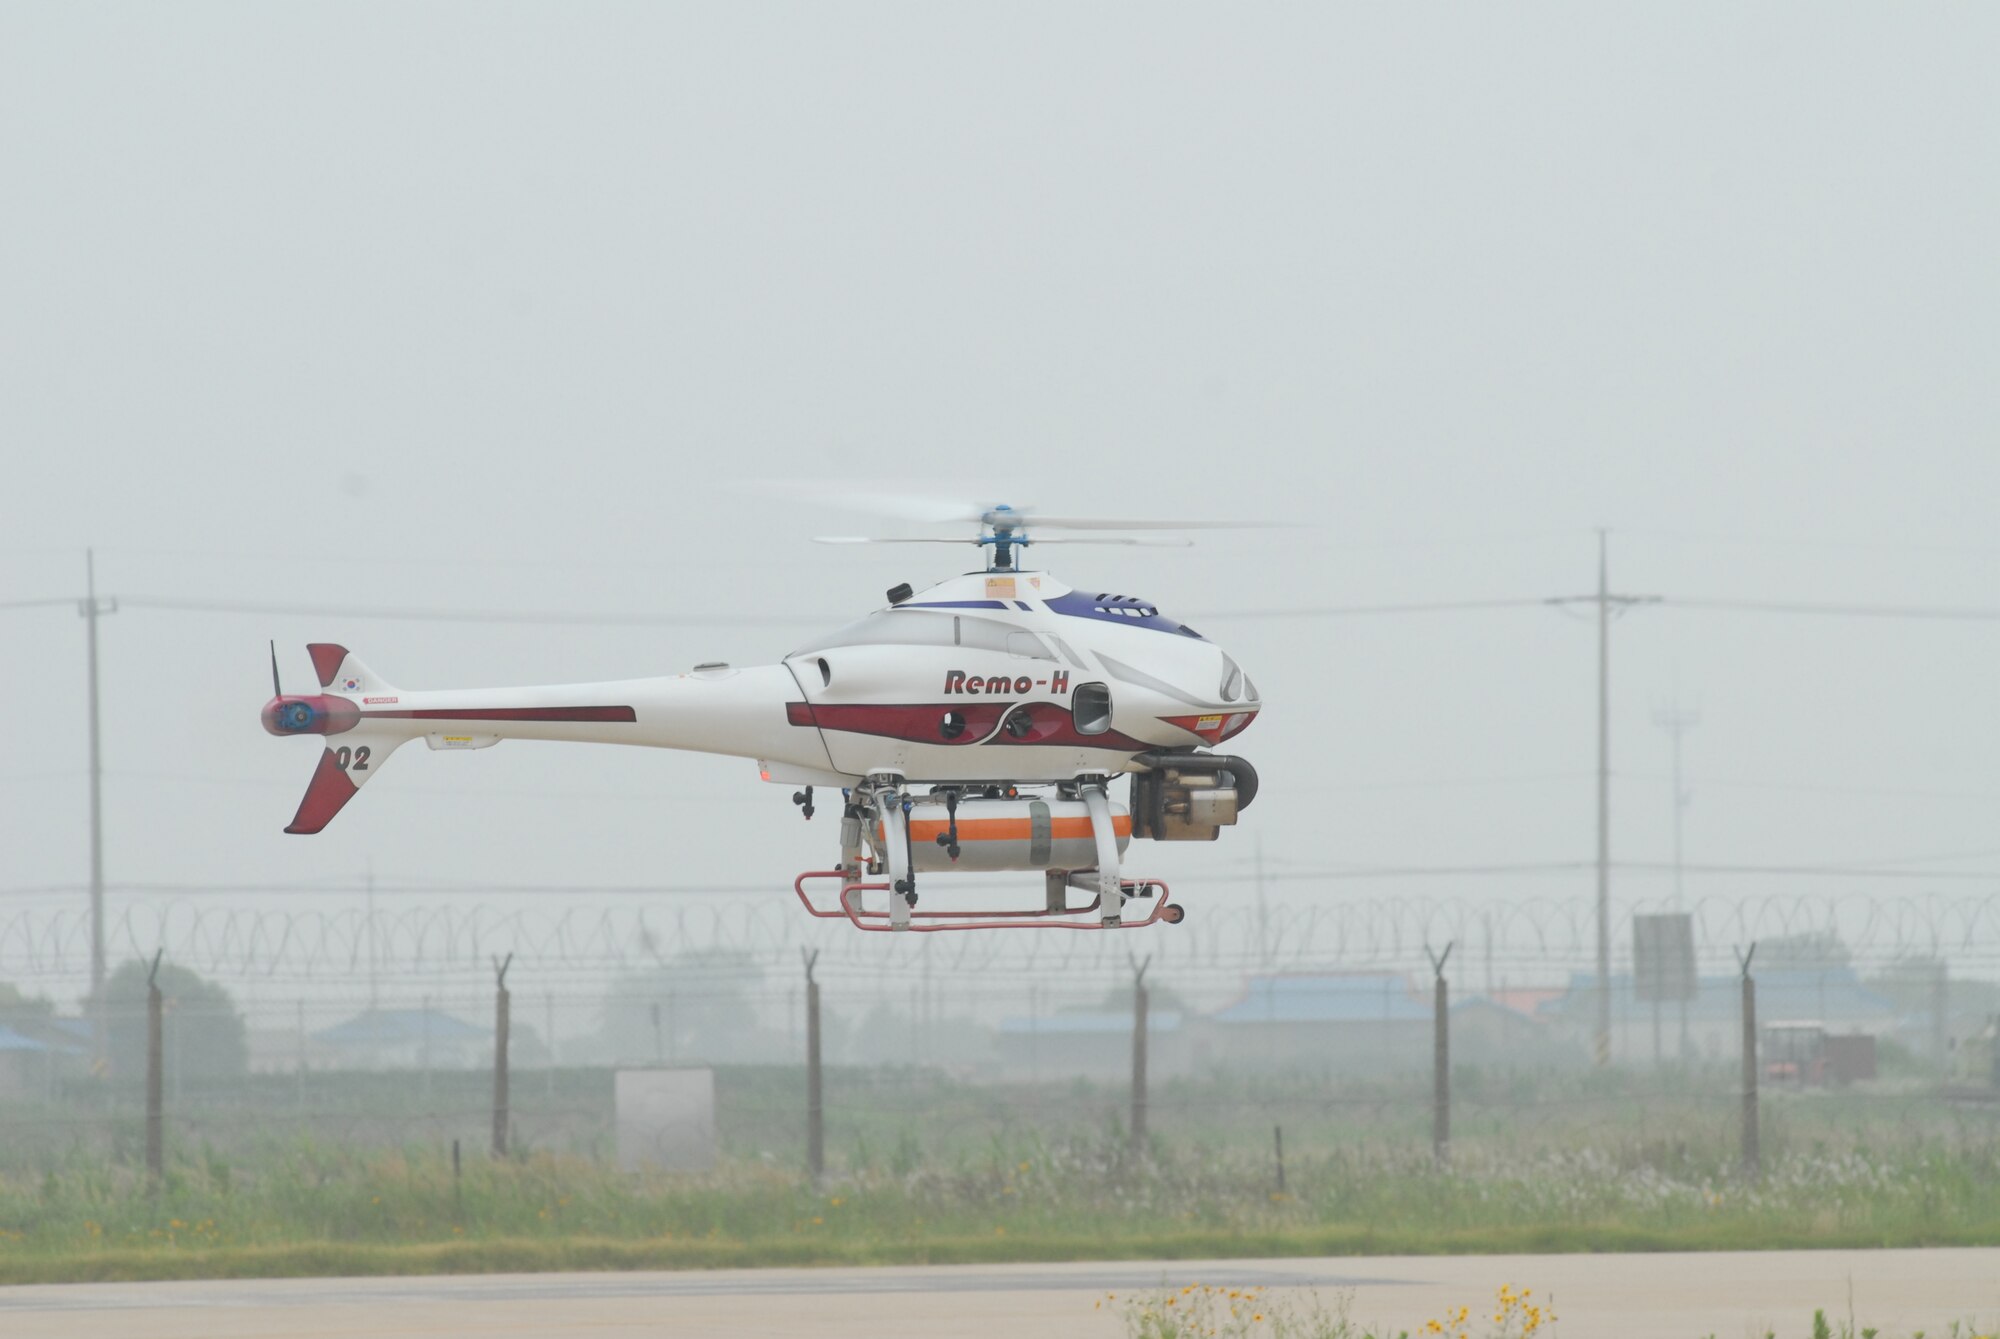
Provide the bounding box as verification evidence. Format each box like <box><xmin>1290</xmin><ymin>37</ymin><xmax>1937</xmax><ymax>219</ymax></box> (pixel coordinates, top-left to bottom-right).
<box><xmin>1427</xmin><ymin>943</ymin><xmax>1453</xmax><ymax>1167</ymax></box>
<box><xmin>1933</xmin><ymin>959</ymin><xmax>1950</xmax><ymax>1084</ymax></box>
<box><xmin>1273</xmin><ymin>1124</ymin><xmax>1286</xmax><ymax>1195</ymax></box>
<box><xmin>492</xmin><ymin>953</ymin><xmax>513</xmax><ymax>1158</ymax></box>
<box><xmin>145</xmin><ymin>950</ymin><xmax>164</xmax><ymax>1186</ymax></box>
<box><xmin>295</xmin><ymin>997</ymin><xmax>307</xmax><ymax>1110</ymax></box>
<box><xmin>1130</xmin><ymin>954</ymin><xmax>1151</xmax><ymax>1153</ymax></box>
<box><xmin>1737</xmin><ymin>943</ymin><xmax>1759</xmax><ymax>1179</ymax></box>
<box><xmin>804</xmin><ymin>950</ymin><xmax>823</xmax><ymax>1183</ymax></box>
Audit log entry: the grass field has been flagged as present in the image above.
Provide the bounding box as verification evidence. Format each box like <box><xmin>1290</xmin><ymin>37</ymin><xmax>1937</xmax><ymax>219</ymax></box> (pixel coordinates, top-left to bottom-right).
<box><xmin>2</xmin><ymin>1117</ymin><xmax>1997</xmax><ymax>1279</ymax></box>
<box><xmin>1</xmin><ymin>1065</ymin><xmax>1996</xmax><ymax>1282</ymax></box>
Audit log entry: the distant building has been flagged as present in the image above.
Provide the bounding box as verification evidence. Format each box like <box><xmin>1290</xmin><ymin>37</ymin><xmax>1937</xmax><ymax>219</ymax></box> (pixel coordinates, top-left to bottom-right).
<box><xmin>994</xmin><ymin>1010</ymin><xmax>1185</xmax><ymax>1080</ymax></box>
<box><xmin>1449</xmin><ymin>996</ymin><xmax>1587</xmax><ymax>1071</ymax></box>
<box><xmin>1542</xmin><ymin>968</ymin><xmax>1902</xmax><ymax>1064</ymax></box>
<box><xmin>1195</xmin><ymin>971</ymin><xmax>1432</xmax><ymax>1076</ymax></box>
<box><xmin>0</xmin><ymin>1023</ymin><xmax>83</xmax><ymax>1099</ymax></box>
<box><xmin>313</xmin><ymin>1008</ymin><xmax>489</xmax><ymax>1070</ymax></box>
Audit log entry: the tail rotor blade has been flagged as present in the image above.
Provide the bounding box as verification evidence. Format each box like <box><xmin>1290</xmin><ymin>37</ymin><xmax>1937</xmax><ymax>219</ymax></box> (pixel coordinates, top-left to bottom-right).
<box><xmin>269</xmin><ymin>640</ymin><xmax>283</xmax><ymax>698</ymax></box>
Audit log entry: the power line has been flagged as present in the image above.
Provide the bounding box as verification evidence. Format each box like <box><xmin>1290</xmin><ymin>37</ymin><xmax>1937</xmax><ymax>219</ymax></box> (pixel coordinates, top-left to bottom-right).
<box><xmin>11</xmin><ymin>588</ymin><xmax>2000</xmax><ymax>627</ymax></box>
<box><xmin>1195</xmin><ymin>598</ymin><xmax>1550</xmax><ymax>620</ymax></box>
<box><xmin>116</xmin><ymin>594</ymin><xmax>822</xmax><ymax>629</ymax></box>
<box><xmin>1664</xmin><ymin>596</ymin><xmax>2000</xmax><ymax>622</ymax></box>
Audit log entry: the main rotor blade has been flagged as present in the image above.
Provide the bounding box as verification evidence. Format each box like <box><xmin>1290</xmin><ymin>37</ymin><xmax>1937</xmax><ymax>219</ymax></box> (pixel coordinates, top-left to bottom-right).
<box><xmin>748</xmin><ymin>480</ymin><xmax>1285</xmax><ymax>533</ymax></box>
<box><xmin>812</xmin><ymin>535</ymin><xmax>1192</xmax><ymax>547</ymax></box>
<box><xmin>1020</xmin><ymin>514</ymin><xmax>1287</xmax><ymax>531</ymax></box>
<box><xmin>811</xmin><ymin>536</ymin><xmax>978</xmax><ymax>546</ymax></box>
<box><xmin>1023</xmin><ymin>537</ymin><xmax>1195</xmax><ymax>547</ymax></box>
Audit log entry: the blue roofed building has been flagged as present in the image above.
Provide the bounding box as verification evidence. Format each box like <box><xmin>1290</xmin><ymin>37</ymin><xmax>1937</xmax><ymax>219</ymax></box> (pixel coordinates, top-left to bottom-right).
<box><xmin>1196</xmin><ymin>971</ymin><xmax>1434</xmax><ymax>1076</ymax></box>
<box><xmin>994</xmin><ymin>1009</ymin><xmax>1185</xmax><ymax>1081</ymax></box>
<box><xmin>0</xmin><ymin>1022</ymin><xmax>85</xmax><ymax>1099</ymax></box>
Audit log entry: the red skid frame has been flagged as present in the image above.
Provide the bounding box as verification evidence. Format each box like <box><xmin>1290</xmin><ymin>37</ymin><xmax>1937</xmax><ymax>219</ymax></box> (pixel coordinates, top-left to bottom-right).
<box><xmin>793</xmin><ymin>870</ymin><xmax>1174</xmax><ymax>932</ymax></box>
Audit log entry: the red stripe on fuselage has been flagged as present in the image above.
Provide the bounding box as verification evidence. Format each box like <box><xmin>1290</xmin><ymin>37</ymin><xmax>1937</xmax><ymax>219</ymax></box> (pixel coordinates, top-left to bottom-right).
<box><xmin>365</xmin><ymin>706</ymin><xmax>637</xmax><ymax>723</ymax></box>
<box><xmin>798</xmin><ymin>702</ymin><xmax>1149</xmax><ymax>752</ymax></box>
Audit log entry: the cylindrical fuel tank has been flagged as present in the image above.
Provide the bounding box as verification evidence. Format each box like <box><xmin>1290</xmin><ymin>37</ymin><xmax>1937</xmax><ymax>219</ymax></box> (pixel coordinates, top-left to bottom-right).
<box><xmin>879</xmin><ymin>796</ymin><xmax>1132</xmax><ymax>872</ymax></box>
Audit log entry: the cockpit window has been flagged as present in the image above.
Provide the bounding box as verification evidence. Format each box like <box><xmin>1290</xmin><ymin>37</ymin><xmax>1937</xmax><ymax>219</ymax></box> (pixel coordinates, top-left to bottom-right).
<box><xmin>799</xmin><ymin>609</ymin><xmax>1053</xmax><ymax>657</ymax></box>
<box><xmin>802</xmin><ymin>609</ymin><xmax>957</xmax><ymax>652</ymax></box>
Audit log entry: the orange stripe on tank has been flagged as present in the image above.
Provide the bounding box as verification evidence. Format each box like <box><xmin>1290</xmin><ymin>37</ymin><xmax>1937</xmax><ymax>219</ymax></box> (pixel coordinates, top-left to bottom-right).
<box><xmin>883</xmin><ymin>815</ymin><xmax>1132</xmax><ymax>842</ymax></box>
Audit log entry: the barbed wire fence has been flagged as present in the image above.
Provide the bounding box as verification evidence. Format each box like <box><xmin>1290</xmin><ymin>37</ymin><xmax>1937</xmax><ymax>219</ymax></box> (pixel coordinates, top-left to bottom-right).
<box><xmin>6</xmin><ymin>887</ymin><xmax>1999</xmax><ymax>986</ymax></box>
<box><xmin>4</xmin><ymin>886</ymin><xmax>1996</xmax><ymax>1180</ymax></box>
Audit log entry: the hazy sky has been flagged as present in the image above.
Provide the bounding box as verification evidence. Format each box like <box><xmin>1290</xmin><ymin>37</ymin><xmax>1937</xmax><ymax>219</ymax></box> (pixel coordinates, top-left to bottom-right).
<box><xmin>3</xmin><ymin>5</ymin><xmax>1996</xmax><ymax>983</ymax></box>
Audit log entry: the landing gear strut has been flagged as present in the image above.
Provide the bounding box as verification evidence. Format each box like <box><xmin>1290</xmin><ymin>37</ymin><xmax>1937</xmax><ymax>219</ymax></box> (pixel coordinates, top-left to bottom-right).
<box><xmin>803</xmin><ymin>778</ymin><xmax>1183</xmax><ymax>931</ymax></box>
<box><xmin>795</xmin><ymin>870</ymin><xmax>1179</xmax><ymax>932</ymax></box>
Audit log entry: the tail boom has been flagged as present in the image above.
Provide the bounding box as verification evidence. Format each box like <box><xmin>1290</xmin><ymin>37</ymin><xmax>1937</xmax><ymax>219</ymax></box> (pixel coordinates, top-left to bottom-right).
<box><xmin>268</xmin><ymin>645</ymin><xmax>830</xmax><ymax>833</ymax></box>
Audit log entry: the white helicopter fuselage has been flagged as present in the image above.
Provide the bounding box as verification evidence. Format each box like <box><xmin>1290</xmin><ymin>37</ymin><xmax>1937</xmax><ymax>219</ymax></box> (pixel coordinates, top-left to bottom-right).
<box><xmin>264</xmin><ymin>568</ymin><xmax>1258</xmax><ymax>829</ymax></box>
<box><xmin>782</xmin><ymin>570</ymin><xmax>1258</xmax><ymax>783</ymax></box>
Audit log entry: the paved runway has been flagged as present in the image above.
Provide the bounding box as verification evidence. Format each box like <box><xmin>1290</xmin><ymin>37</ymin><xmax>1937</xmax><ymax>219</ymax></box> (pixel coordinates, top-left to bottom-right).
<box><xmin>3</xmin><ymin>1249</ymin><xmax>1996</xmax><ymax>1338</ymax></box>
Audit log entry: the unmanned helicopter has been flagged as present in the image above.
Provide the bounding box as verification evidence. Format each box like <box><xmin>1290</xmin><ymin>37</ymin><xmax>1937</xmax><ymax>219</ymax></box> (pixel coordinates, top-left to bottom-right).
<box><xmin>261</xmin><ymin>505</ymin><xmax>1261</xmax><ymax>932</ymax></box>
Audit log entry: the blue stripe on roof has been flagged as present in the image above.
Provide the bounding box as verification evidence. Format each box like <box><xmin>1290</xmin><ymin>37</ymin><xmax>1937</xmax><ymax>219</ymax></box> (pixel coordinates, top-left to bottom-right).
<box><xmin>1044</xmin><ymin>591</ymin><xmax>1206</xmax><ymax>638</ymax></box>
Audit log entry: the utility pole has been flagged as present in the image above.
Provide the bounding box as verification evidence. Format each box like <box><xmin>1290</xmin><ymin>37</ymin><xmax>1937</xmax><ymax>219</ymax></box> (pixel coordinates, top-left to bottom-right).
<box><xmin>1551</xmin><ymin>531</ymin><xmax>1657</xmax><ymax>1066</ymax></box>
<box><xmin>1654</xmin><ymin>700</ymin><xmax>1700</xmax><ymax>1061</ymax></box>
<box><xmin>1652</xmin><ymin>702</ymin><xmax>1701</xmax><ymax>909</ymax></box>
<box><xmin>80</xmin><ymin>550</ymin><xmax>119</xmax><ymax>1048</ymax></box>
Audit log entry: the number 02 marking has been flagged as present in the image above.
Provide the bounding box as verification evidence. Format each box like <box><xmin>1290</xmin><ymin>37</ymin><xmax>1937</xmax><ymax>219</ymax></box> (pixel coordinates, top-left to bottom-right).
<box><xmin>333</xmin><ymin>745</ymin><xmax>372</xmax><ymax>772</ymax></box>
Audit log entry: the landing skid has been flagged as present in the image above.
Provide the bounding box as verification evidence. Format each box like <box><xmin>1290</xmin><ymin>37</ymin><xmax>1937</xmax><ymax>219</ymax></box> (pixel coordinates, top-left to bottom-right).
<box><xmin>793</xmin><ymin>871</ymin><xmax>1184</xmax><ymax>932</ymax></box>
